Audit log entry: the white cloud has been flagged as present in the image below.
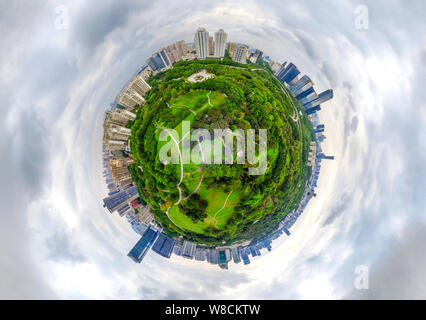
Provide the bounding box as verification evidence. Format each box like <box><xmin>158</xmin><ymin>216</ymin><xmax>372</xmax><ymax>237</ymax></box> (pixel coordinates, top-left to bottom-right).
<box><xmin>0</xmin><ymin>0</ymin><xmax>425</xmax><ymax>299</ymax></box>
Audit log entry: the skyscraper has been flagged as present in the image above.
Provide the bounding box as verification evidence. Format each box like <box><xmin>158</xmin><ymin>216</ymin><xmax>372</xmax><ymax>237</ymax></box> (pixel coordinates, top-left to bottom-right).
<box><xmin>315</xmin><ymin>124</ymin><xmax>325</xmax><ymax>134</ymax></box>
<box><xmin>127</xmin><ymin>226</ymin><xmax>158</xmax><ymax>263</ymax></box>
<box><xmin>276</xmin><ymin>62</ymin><xmax>300</xmax><ymax>84</ymax></box>
<box><xmin>214</xmin><ymin>29</ymin><xmax>227</xmax><ymax>58</ymax></box>
<box><xmin>129</xmin><ymin>76</ymin><xmax>152</xmax><ymax>97</ymax></box>
<box><xmin>302</xmin><ymin>89</ymin><xmax>334</xmax><ymax>110</ymax></box>
<box><xmin>317</xmin><ymin>153</ymin><xmax>335</xmax><ymax>160</ymax></box>
<box><xmin>305</xmin><ymin>105</ymin><xmax>321</xmax><ymax>115</ymax></box>
<box><xmin>146</xmin><ymin>51</ymin><xmax>169</xmax><ymax>71</ymax></box>
<box><xmin>103</xmin><ymin>185</ymin><xmax>139</xmax><ymax>213</ymax></box>
<box><xmin>152</xmin><ymin>233</ymin><xmax>176</xmax><ymax>258</ymax></box>
<box><xmin>163</xmin><ymin>40</ymin><xmax>188</xmax><ymax>64</ymax></box>
<box><xmin>275</xmin><ymin>62</ymin><xmax>288</xmax><ymax>79</ymax></box>
<box><xmin>290</xmin><ymin>75</ymin><xmax>313</xmax><ymax>97</ymax></box>
<box><xmin>194</xmin><ymin>27</ymin><xmax>209</xmax><ymax>59</ymax></box>
<box><xmin>118</xmin><ymin>89</ymin><xmax>145</xmax><ymax>110</ymax></box>
<box><xmin>182</xmin><ymin>241</ymin><xmax>196</xmax><ymax>259</ymax></box>
<box><xmin>158</xmin><ymin>49</ymin><xmax>171</xmax><ymax>67</ymax></box>
<box><xmin>296</xmin><ymin>86</ymin><xmax>315</xmax><ymax>100</ymax></box>
<box><xmin>298</xmin><ymin>90</ymin><xmax>318</xmax><ymax>106</ymax></box>
<box><xmin>231</xmin><ymin>247</ymin><xmax>241</xmax><ymax>263</ymax></box>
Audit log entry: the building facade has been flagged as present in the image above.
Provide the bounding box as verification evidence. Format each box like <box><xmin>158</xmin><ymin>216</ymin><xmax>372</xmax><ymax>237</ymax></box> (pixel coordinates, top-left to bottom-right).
<box><xmin>214</xmin><ymin>29</ymin><xmax>227</xmax><ymax>58</ymax></box>
<box><xmin>194</xmin><ymin>27</ymin><xmax>209</xmax><ymax>59</ymax></box>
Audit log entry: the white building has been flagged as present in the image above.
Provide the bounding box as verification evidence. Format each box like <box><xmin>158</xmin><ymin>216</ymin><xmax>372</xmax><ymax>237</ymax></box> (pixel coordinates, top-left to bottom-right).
<box><xmin>214</xmin><ymin>29</ymin><xmax>227</xmax><ymax>58</ymax></box>
<box><xmin>194</xmin><ymin>27</ymin><xmax>209</xmax><ymax>59</ymax></box>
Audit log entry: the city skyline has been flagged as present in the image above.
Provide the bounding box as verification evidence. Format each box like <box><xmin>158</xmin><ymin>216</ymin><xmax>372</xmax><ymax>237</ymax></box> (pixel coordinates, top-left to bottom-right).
<box><xmin>0</xmin><ymin>0</ymin><xmax>424</xmax><ymax>300</ymax></box>
<box><xmin>102</xmin><ymin>27</ymin><xmax>334</xmax><ymax>269</ymax></box>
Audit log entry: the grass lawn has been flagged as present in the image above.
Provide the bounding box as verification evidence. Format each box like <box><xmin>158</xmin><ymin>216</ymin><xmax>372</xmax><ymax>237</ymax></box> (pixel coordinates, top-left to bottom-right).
<box><xmin>155</xmin><ymin>89</ymin><xmax>244</xmax><ymax>234</ymax></box>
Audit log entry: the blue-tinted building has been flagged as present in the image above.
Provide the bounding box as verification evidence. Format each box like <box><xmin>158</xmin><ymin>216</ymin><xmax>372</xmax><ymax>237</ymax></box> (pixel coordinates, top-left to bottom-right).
<box><xmin>305</xmin><ymin>105</ymin><xmax>321</xmax><ymax>115</ymax></box>
<box><xmin>303</xmin><ymin>89</ymin><xmax>333</xmax><ymax>109</ymax></box>
<box><xmin>240</xmin><ymin>249</ymin><xmax>250</xmax><ymax>265</ymax></box>
<box><xmin>218</xmin><ymin>250</ymin><xmax>227</xmax><ymax>264</ymax></box>
<box><xmin>275</xmin><ymin>62</ymin><xmax>287</xmax><ymax>79</ymax></box>
<box><xmin>158</xmin><ymin>49</ymin><xmax>171</xmax><ymax>67</ymax></box>
<box><xmin>103</xmin><ymin>185</ymin><xmax>138</xmax><ymax>213</ymax></box>
<box><xmin>276</xmin><ymin>62</ymin><xmax>300</xmax><ymax>84</ymax></box>
<box><xmin>117</xmin><ymin>203</ymin><xmax>132</xmax><ymax>217</ymax></box>
<box><xmin>318</xmin><ymin>153</ymin><xmax>335</xmax><ymax>160</ymax></box>
<box><xmin>146</xmin><ymin>52</ymin><xmax>167</xmax><ymax>71</ymax></box>
<box><xmin>127</xmin><ymin>226</ymin><xmax>158</xmax><ymax>263</ymax></box>
<box><xmin>315</xmin><ymin>126</ymin><xmax>325</xmax><ymax>133</ymax></box>
<box><xmin>152</xmin><ymin>233</ymin><xmax>175</xmax><ymax>258</ymax></box>
<box><xmin>296</xmin><ymin>86</ymin><xmax>315</xmax><ymax>100</ymax></box>
<box><xmin>290</xmin><ymin>75</ymin><xmax>313</xmax><ymax>96</ymax></box>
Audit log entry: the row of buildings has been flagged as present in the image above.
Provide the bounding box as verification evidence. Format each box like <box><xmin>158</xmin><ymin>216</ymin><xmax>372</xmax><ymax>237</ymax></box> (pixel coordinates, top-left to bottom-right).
<box><xmin>102</xmin><ymin>27</ymin><xmax>334</xmax><ymax>269</ymax></box>
<box><xmin>194</xmin><ymin>27</ymin><xmax>263</xmax><ymax>64</ymax></box>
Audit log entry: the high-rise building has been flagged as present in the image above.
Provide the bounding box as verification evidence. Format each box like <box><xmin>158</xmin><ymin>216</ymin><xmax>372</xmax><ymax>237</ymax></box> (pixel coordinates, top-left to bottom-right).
<box><xmin>104</xmin><ymin>139</ymin><xmax>128</xmax><ymax>151</ymax></box>
<box><xmin>182</xmin><ymin>241</ymin><xmax>196</xmax><ymax>259</ymax></box>
<box><xmin>152</xmin><ymin>233</ymin><xmax>176</xmax><ymax>258</ymax></box>
<box><xmin>135</xmin><ymin>205</ymin><xmax>155</xmax><ymax>225</ymax></box>
<box><xmin>129</xmin><ymin>75</ymin><xmax>152</xmax><ymax>98</ymax></box>
<box><xmin>103</xmin><ymin>110</ymin><xmax>134</xmax><ymax>151</ymax></box>
<box><xmin>305</xmin><ymin>105</ymin><xmax>321</xmax><ymax>115</ymax></box>
<box><xmin>117</xmin><ymin>203</ymin><xmax>132</xmax><ymax>217</ymax></box>
<box><xmin>290</xmin><ymin>75</ymin><xmax>313</xmax><ymax>97</ymax></box>
<box><xmin>194</xmin><ymin>27</ymin><xmax>209</xmax><ymax>59</ymax></box>
<box><xmin>138</xmin><ymin>66</ymin><xmax>153</xmax><ymax>80</ymax></box>
<box><xmin>170</xmin><ymin>40</ymin><xmax>189</xmax><ymax>63</ymax></box>
<box><xmin>315</xmin><ymin>124</ymin><xmax>325</xmax><ymax>133</ymax></box>
<box><xmin>109</xmin><ymin>157</ymin><xmax>133</xmax><ymax>185</ymax></box>
<box><xmin>207</xmin><ymin>248</ymin><xmax>219</xmax><ymax>264</ymax></box>
<box><xmin>318</xmin><ymin>153</ymin><xmax>335</xmax><ymax>160</ymax></box>
<box><xmin>104</xmin><ymin>123</ymin><xmax>131</xmax><ymax>141</ymax></box>
<box><xmin>298</xmin><ymin>91</ymin><xmax>318</xmax><ymax>106</ymax></box>
<box><xmin>296</xmin><ymin>86</ymin><xmax>315</xmax><ymax>100</ymax></box>
<box><xmin>276</xmin><ymin>62</ymin><xmax>300</xmax><ymax>84</ymax></box>
<box><xmin>194</xmin><ymin>247</ymin><xmax>207</xmax><ymax>261</ymax></box>
<box><xmin>105</xmin><ymin>109</ymin><xmax>136</xmax><ymax>126</ymax></box>
<box><xmin>127</xmin><ymin>226</ymin><xmax>158</xmax><ymax>263</ymax></box>
<box><xmin>275</xmin><ymin>62</ymin><xmax>287</xmax><ymax>79</ymax></box>
<box><xmin>302</xmin><ymin>89</ymin><xmax>334</xmax><ymax>110</ymax></box>
<box><xmin>173</xmin><ymin>241</ymin><xmax>183</xmax><ymax>256</ymax></box>
<box><xmin>240</xmin><ymin>248</ymin><xmax>250</xmax><ymax>265</ymax></box>
<box><xmin>231</xmin><ymin>247</ymin><xmax>241</xmax><ymax>263</ymax></box>
<box><xmin>103</xmin><ymin>185</ymin><xmax>139</xmax><ymax>213</ymax></box>
<box><xmin>158</xmin><ymin>49</ymin><xmax>171</xmax><ymax>67</ymax></box>
<box><xmin>233</xmin><ymin>45</ymin><xmax>248</xmax><ymax>63</ymax></box>
<box><xmin>218</xmin><ymin>250</ymin><xmax>228</xmax><ymax>270</ymax></box>
<box><xmin>146</xmin><ymin>51</ymin><xmax>169</xmax><ymax>71</ymax></box>
<box><xmin>227</xmin><ymin>42</ymin><xmax>237</xmax><ymax>59</ymax></box>
<box><xmin>214</xmin><ymin>29</ymin><xmax>227</xmax><ymax>58</ymax></box>
<box><xmin>118</xmin><ymin>89</ymin><xmax>145</xmax><ymax>110</ymax></box>
<box><xmin>249</xmin><ymin>49</ymin><xmax>263</xmax><ymax>64</ymax></box>
<box><xmin>269</xmin><ymin>61</ymin><xmax>281</xmax><ymax>73</ymax></box>
<box><xmin>162</xmin><ymin>40</ymin><xmax>188</xmax><ymax>64</ymax></box>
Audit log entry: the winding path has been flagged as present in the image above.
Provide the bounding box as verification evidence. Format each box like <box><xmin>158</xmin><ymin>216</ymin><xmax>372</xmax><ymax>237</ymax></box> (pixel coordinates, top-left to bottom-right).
<box><xmin>156</xmin><ymin>90</ymin><xmax>214</xmax><ymax>228</ymax></box>
<box><xmin>213</xmin><ymin>190</ymin><xmax>234</xmax><ymax>227</ymax></box>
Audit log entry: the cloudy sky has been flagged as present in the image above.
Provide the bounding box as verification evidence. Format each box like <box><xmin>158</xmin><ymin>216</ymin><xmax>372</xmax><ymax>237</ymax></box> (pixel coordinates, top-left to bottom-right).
<box><xmin>0</xmin><ymin>0</ymin><xmax>425</xmax><ymax>299</ymax></box>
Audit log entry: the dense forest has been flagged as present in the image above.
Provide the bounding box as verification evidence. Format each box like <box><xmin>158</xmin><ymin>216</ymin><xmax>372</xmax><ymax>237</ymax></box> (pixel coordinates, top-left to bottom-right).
<box><xmin>129</xmin><ymin>58</ymin><xmax>314</xmax><ymax>245</ymax></box>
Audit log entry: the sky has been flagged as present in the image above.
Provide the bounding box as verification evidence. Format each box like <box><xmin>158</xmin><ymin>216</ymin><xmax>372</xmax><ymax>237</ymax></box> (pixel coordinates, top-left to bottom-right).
<box><xmin>0</xmin><ymin>0</ymin><xmax>425</xmax><ymax>299</ymax></box>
